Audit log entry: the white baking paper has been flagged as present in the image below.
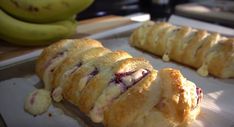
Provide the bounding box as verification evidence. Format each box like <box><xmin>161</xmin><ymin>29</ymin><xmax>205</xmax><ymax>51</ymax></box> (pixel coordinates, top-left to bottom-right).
<box><xmin>1</xmin><ymin>37</ymin><xmax>234</xmax><ymax>127</ymax></box>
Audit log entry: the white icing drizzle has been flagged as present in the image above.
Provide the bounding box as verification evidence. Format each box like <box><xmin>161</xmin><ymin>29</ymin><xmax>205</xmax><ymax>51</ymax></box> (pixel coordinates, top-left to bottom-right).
<box><xmin>162</xmin><ymin>54</ymin><xmax>170</xmax><ymax>62</ymax></box>
<box><xmin>197</xmin><ymin>64</ymin><xmax>209</xmax><ymax>77</ymax></box>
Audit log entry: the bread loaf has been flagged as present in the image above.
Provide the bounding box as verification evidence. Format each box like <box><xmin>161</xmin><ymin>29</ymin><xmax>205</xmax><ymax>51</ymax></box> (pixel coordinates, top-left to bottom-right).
<box><xmin>35</xmin><ymin>38</ymin><xmax>203</xmax><ymax>127</ymax></box>
<box><xmin>129</xmin><ymin>21</ymin><xmax>234</xmax><ymax>78</ymax></box>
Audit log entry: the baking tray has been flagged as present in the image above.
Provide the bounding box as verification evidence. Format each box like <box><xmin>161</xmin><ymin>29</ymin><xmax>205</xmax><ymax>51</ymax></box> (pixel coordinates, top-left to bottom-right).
<box><xmin>175</xmin><ymin>1</ymin><xmax>234</xmax><ymax>26</ymax></box>
<box><xmin>1</xmin><ymin>26</ymin><xmax>234</xmax><ymax>127</ymax></box>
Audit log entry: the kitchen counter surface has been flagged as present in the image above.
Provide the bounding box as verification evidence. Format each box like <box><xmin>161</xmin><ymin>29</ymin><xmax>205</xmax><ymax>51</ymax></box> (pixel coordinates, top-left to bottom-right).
<box><xmin>0</xmin><ymin>15</ymin><xmax>134</xmax><ymax>63</ymax></box>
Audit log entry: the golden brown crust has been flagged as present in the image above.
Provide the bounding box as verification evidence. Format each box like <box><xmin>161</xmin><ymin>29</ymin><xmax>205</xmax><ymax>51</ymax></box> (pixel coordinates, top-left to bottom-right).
<box><xmin>129</xmin><ymin>21</ymin><xmax>155</xmax><ymax>48</ymax></box>
<box><xmin>207</xmin><ymin>39</ymin><xmax>234</xmax><ymax>78</ymax></box>
<box><xmin>147</xmin><ymin>22</ymin><xmax>171</xmax><ymax>48</ymax></box>
<box><xmin>78</xmin><ymin>71</ymin><xmax>112</xmax><ymax>114</ymax></box>
<box><xmin>129</xmin><ymin>21</ymin><xmax>234</xmax><ymax>78</ymax></box>
<box><xmin>36</xmin><ymin>39</ymin><xmax>74</xmax><ymax>79</ymax></box>
<box><xmin>145</xmin><ymin>22</ymin><xmax>171</xmax><ymax>54</ymax></box>
<box><xmin>63</xmin><ymin>51</ymin><xmax>132</xmax><ymax>108</ymax></box>
<box><xmin>168</xmin><ymin>26</ymin><xmax>191</xmax><ymax>63</ymax></box>
<box><xmin>156</xmin><ymin>26</ymin><xmax>178</xmax><ymax>57</ymax></box>
<box><xmin>181</xmin><ymin>30</ymin><xmax>208</xmax><ymax>68</ymax></box>
<box><xmin>156</xmin><ymin>68</ymin><xmax>201</xmax><ymax>125</ymax></box>
<box><xmin>157</xmin><ymin>69</ymin><xmax>188</xmax><ymax>123</ymax></box>
<box><xmin>78</xmin><ymin>58</ymin><xmax>153</xmax><ymax>114</ymax></box>
<box><xmin>52</xmin><ymin>47</ymin><xmax>111</xmax><ymax>90</ymax></box>
<box><xmin>36</xmin><ymin>38</ymin><xmax>103</xmax><ymax>87</ymax></box>
<box><xmin>130</xmin><ymin>108</ymin><xmax>175</xmax><ymax>127</ymax></box>
<box><xmin>35</xmin><ymin>38</ymin><xmax>203</xmax><ymax>127</ymax></box>
<box><xmin>111</xmin><ymin>57</ymin><xmax>153</xmax><ymax>73</ymax></box>
<box><xmin>103</xmin><ymin>70</ymin><xmax>158</xmax><ymax>127</ymax></box>
<box><xmin>194</xmin><ymin>33</ymin><xmax>220</xmax><ymax>66</ymax></box>
<box><xmin>103</xmin><ymin>68</ymin><xmax>201</xmax><ymax>127</ymax></box>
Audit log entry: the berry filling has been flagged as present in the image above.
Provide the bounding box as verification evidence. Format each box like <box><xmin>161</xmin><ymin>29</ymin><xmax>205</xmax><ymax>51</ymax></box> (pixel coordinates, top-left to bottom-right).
<box><xmin>88</xmin><ymin>67</ymin><xmax>99</xmax><ymax>82</ymax></box>
<box><xmin>111</xmin><ymin>69</ymin><xmax>149</xmax><ymax>92</ymax></box>
<box><xmin>44</xmin><ymin>50</ymin><xmax>68</xmax><ymax>69</ymax></box>
<box><xmin>78</xmin><ymin>67</ymin><xmax>99</xmax><ymax>92</ymax></box>
<box><xmin>69</xmin><ymin>62</ymin><xmax>83</xmax><ymax>75</ymax></box>
<box><xmin>89</xmin><ymin>69</ymin><xmax>149</xmax><ymax>122</ymax></box>
<box><xmin>196</xmin><ymin>87</ymin><xmax>203</xmax><ymax>106</ymax></box>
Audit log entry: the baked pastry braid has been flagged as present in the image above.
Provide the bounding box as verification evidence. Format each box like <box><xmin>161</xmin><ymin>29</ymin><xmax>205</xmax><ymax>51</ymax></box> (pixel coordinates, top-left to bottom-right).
<box><xmin>63</xmin><ymin>50</ymin><xmax>132</xmax><ymax>108</ymax></box>
<box><xmin>129</xmin><ymin>21</ymin><xmax>234</xmax><ymax>78</ymax></box>
<box><xmin>104</xmin><ymin>68</ymin><xmax>202</xmax><ymax>127</ymax></box>
<box><xmin>36</xmin><ymin>38</ymin><xmax>103</xmax><ymax>90</ymax></box>
<box><xmin>82</xmin><ymin>58</ymin><xmax>153</xmax><ymax>122</ymax></box>
<box><xmin>52</xmin><ymin>47</ymin><xmax>111</xmax><ymax>102</ymax></box>
<box><xmin>35</xmin><ymin>38</ymin><xmax>203</xmax><ymax>127</ymax></box>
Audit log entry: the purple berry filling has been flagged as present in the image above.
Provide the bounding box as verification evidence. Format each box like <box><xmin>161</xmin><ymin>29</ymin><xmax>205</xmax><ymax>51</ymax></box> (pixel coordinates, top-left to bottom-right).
<box><xmin>196</xmin><ymin>87</ymin><xmax>203</xmax><ymax>105</ymax></box>
<box><xmin>50</xmin><ymin>69</ymin><xmax>55</xmax><ymax>72</ymax></box>
<box><xmin>90</xmin><ymin>67</ymin><xmax>99</xmax><ymax>76</ymax></box>
<box><xmin>44</xmin><ymin>50</ymin><xmax>68</xmax><ymax>69</ymax></box>
<box><xmin>70</xmin><ymin>62</ymin><xmax>83</xmax><ymax>75</ymax></box>
<box><xmin>110</xmin><ymin>69</ymin><xmax>149</xmax><ymax>92</ymax></box>
<box><xmin>191</xmin><ymin>87</ymin><xmax>203</xmax><ymax>110</ymax></box>
<box><xmin>87</xmin><ymin>67</ymin><xmax>99</xmax><ymax>83</ymax></box>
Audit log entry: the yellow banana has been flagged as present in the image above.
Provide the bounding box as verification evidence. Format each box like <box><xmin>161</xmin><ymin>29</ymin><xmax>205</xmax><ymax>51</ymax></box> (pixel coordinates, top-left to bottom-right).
<box><xmin>0</xmin><ymin>0</ymin><xmax>93</xmax><ymax>23</ymax></box>
<box><xmin>0</xmin><ymin>9</ymin><xmax>77</xmax><ymax>46</ymax></box>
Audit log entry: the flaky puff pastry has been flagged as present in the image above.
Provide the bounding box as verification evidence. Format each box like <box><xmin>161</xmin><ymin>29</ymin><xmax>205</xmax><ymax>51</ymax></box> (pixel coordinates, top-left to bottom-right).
<box><xmin>130</xmin><ymin>22</ymin><xmax>173</xmax><ymax>56</ymax></box>
<box><xmin>51</xmin><ymin>47</ymin><xmax>111</xmax><ymax>102</ymax></box>
<box><xmin>36</xmin><ymin>38</ymin><xmax>103</xmax><ymax>90</ymax></box>
<box><xmin>199</xmin><ymin>38</ymin><xmax>234</xmax><ymax>78</ymax></box>
<box><xmin>63</xmin><ymin>50</ymin><xmax>132</xmax><ymax>107</ymax></box>
<box><xmin>130</xmin><ymin>21</ymin><xmax>234</xmax><ymax>78</ymax></box>
<box><xmin>78</xmin><ymin>58</ymin><xmax>153</xmax><ymax>121</ymax></box>
<box><xmin>104</xmin><ymin>68</ymin><xmax>202</xmax><ymax>127</ymax></box>
<box><xmin>35</xmin><ymin>38</ymin><xmax>203</xmax><ymax>127</ymax></box>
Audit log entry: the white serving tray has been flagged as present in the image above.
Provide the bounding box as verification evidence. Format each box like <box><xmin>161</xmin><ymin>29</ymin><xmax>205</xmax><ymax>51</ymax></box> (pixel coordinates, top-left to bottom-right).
<box><xmin>0</xmin><ymin>19</ymin><xmax>234</xmax><ymax>127</ymax></box>
<box><xmin>1</xmin><ymin>37</ymin><xmax>234</xmax><ymax>127</ymax></box>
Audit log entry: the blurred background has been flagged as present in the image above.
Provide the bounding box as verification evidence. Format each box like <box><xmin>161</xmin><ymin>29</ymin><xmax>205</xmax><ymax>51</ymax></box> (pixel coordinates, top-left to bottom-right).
<box><xmin>77</xmin><ymin>0</ymin><xmax>234</xmax><ymax>27</ymax></box>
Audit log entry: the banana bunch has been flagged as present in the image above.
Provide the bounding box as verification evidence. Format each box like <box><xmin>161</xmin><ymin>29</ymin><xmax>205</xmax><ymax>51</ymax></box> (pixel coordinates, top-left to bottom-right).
<box><xmin>0</xmin><ymin>0</ymin><xmax>93</xmax><ymax>46</ymax></box>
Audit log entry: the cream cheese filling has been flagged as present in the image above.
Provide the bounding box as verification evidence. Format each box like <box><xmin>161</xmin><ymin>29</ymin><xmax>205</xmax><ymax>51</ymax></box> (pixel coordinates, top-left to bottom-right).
<box><xmin>52</xmin><ymin>62</ymin><xmax>82</xmax><ymax>102</ymax></box>
<box><xmin>60</xmin><ymin>63</ymin><xmax>81</xmax><ymax>87</ymax></box>
<box><xmin>89</xmin><ymin>69</ymin><xmax>149</xmax><ymax>123</ymax></box>
<box><xmin>78</xmin><ymin>67</ymin><xmax>99</xmax><ymax>92</ymax></box>
<box><xmin>162</xmin><ymin>54</ymin><xmax>170</xmax><ymax>62</ymax></box>
<box><xmin>121</xmin><ymin>69</ymin><xmax>148</xmax><ymax>86</ymax></box>
<box><xmin>43</xmin><ymin>51</ymin><xmax>68</xmax><ymax>90</ymax></box>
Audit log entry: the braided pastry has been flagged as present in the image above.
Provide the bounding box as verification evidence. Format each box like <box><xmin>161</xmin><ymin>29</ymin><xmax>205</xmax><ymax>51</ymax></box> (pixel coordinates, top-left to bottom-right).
<box><xmin>129</xmin><ymin>21</ymin><xmax>234</xmax><ymax>78</ymax></box>
<box><xmin>34</xmin><ymin>38</ymin><xmax>203</xmax><ymax>127</ymax></box>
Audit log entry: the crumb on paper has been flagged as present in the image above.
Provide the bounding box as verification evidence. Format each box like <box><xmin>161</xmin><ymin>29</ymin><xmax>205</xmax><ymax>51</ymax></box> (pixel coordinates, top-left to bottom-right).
<box><xmin>48</xmin><ymin>113</ymin><xmax>52</xmax><ymax>117</ymax></box>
